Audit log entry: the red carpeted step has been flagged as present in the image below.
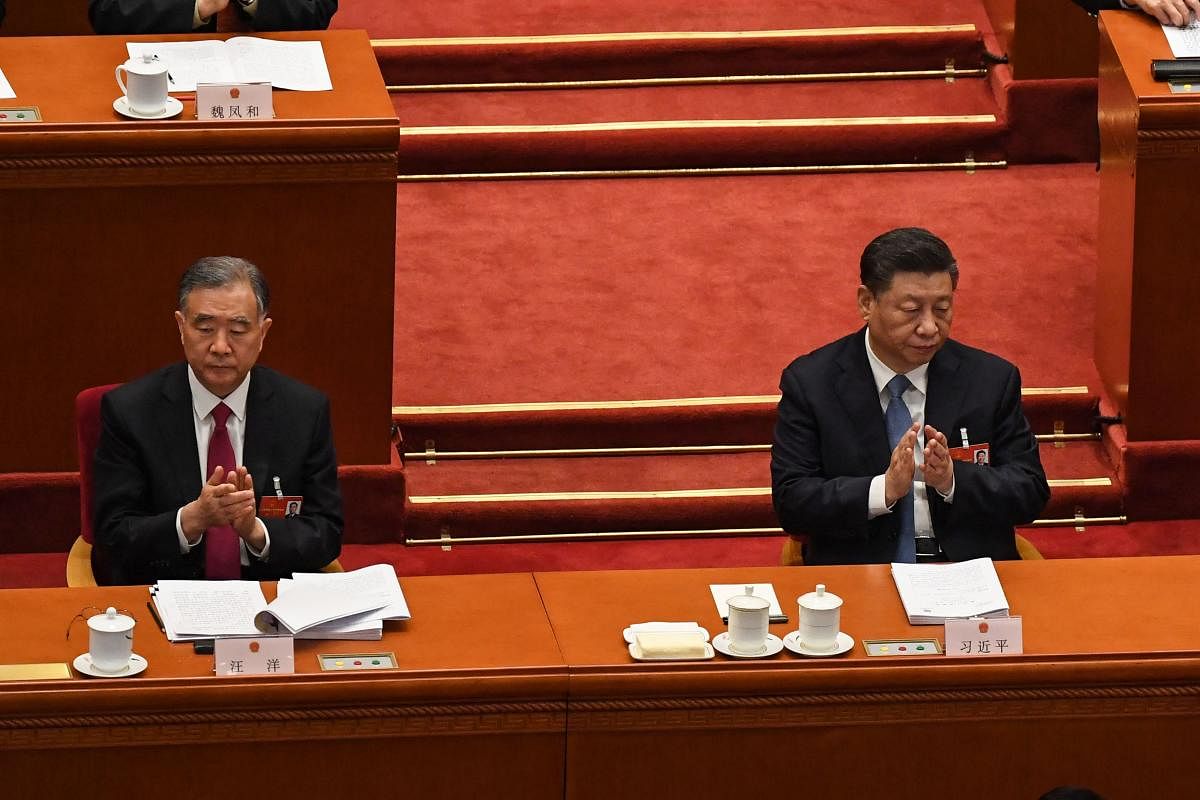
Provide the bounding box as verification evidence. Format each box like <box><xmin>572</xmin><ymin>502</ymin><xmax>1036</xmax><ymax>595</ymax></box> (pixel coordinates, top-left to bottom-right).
<box><xmin>400</xmin><ymin>441</ymin><xmax>1121</xmax><ymax>542</ymax></box>
<box><xmin>393</xmin><ymin>390</ymin><xmax>1097</xmax><ymax>455</ymax></box>
<box><xmin>373</xmin><ymin>28</ymin><xmax>985</xmax><ymax>88</ymax></box>
<box><xmin>393</xmin><ymin>76</ymin><xmax>1001</xmax><ymax>126</ymax></box>
<box><xmin>394</xmin><ymin>165</ymin><xmax>1098</xmax><ymax>408</ymax></box>
<box><xmin>337</xmin><ymin>0</ymin><xmax>995</xmax><ymax>39</ymax></box>
<box><xmin>1019</xmin><ymin>521</ymin><xmax>1200</xmax><ymax>560</ymax></box>
<box><xmin>398</xmin><ymin>113</ymin><xmax>1003</xmax><ymax>175</ymax></box>
<box><xmin>394</xmin><ymin>165</ymin><xmax>1101</xmax><ymax>450</ymax></box>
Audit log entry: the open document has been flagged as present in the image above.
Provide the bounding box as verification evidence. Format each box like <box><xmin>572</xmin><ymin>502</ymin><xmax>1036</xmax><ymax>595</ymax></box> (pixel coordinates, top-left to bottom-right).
<box><xmin>126</xmin><ymin>37</ymin><xmax>332</xmax><ymax>92</ymax></box>
<box><xmin>1163</xmin><ymin>19</ymin><xmax>1200</xmax><ymax>58</ymax></box>
<box><xmin>150</xmin><ymin>565</ymin><xmax>409</xmax><ymax>641</ymax></box>
<box><xmin>890</xmin><ymin>557</ymin><xmax>1010</xmax><ymax>625</ymax></box>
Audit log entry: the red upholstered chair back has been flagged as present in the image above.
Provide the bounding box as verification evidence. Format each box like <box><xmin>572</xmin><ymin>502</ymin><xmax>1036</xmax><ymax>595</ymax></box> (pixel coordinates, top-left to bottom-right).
<box><xmin>76</xmin><ymin>384</ymin><xmax>121</xmax><ymax>545</ymax></box>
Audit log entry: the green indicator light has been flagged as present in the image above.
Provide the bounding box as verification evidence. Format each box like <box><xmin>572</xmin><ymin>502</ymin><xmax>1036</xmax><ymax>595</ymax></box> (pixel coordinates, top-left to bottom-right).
<box><xmin>917</xmin><ymin>645</ymin><xmax>925</xmax><ymax>651</ymax></box>
<box><xmin>372</xmin><ymin>659</ymin><xmax>380</xmax><ymax>665</ymax></box>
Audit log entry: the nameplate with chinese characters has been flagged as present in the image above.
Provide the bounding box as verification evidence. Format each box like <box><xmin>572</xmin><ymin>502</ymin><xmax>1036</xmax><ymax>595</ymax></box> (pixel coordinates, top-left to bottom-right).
<box><xmin>215</xmin><ymin>635</ymin><xmax>295</xmax><ymax>676</ymax></box>
<box><xmin>945</xmin><ymin>616</ymin><xmax>1023</xmax><ymax>657</ymax></box>
<box><xmin>196</xmin><ymin>82</ymin><xmax>274</xmax><ymax>121</ymax></box>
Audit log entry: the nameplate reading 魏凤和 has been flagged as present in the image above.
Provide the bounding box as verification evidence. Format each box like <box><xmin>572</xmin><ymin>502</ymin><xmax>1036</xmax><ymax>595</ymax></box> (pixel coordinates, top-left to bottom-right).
<box><xmin>196</xmin><ymin>83</ymin><xmax>273</xmax><ymax>121</ymax></box>
<box><xmin>945</xmin><ymin>616</ymin><xmax>1023</xmax><ymax>658</ymax></box>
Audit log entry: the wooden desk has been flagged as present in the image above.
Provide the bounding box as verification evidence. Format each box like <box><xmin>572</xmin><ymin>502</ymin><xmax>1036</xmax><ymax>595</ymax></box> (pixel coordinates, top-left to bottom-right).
<box><xmin>5</xmin><ymin>559</ymin><xmax>1200</xmax><ymax>799</ymax></box>
<box><xmin>0</xmin><ymin>574</ymin><xmax>566</xmax><ymax>799</ymax></box>
<box><xmin>979</xmin><ymin>0</ymin><xmax>1099</xmax><ymax>79</ymax></box>
<box><xmin>536</xmin><ymin>557</ymin><xmax>1200</xmax><ymax>800</ymax></box>
<box><xmin>1097</xmin><ymin>13</ymin><xmax>1200</xmax><ymax>440</ymax></box>
<box><xmin>0</xmin><ymin>31</ymin><xmax>397</xmax><ymax>470</ymax></box>
<box><xmin>984</xmin><ymin>0</ymin><xmax>1100</xmax><ymax>79</ymax></box>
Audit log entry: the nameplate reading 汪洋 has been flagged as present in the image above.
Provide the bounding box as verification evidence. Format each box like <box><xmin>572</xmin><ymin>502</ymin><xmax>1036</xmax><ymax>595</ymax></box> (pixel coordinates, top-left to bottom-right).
<box><xmin>197</xmin><ymin>83</ymin><xmax>273</xmax><ymax>121</ymax></box>
<box><xmin>945</xmin><ymin>616</ymin><xmax>1023</xmax><ymax>657</ymax></box>
<box><xmin>215</xmin><ymin>636</ymin><xmax>295</xmax><ymax>676</ymax></box>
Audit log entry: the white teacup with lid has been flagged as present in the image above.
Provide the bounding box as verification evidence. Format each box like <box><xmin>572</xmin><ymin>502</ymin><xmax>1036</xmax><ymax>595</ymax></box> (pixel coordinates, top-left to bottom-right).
<box><xmin>115</xmin><ymin>54</ymin><xmax>169</xmax><ymax>116</ymax></box>
<box><xmin>87</xmin><ymin>606</ymin><xmax>136</xmax><ymax>673</ymax></box>
<box><xmin>727</xmin><ymin>585</ymin><xmax>771</xmax><ymax>655</ymax></box>
<box><xmin>797</xmin><ymin>584</ymin><xmax>842</xmax><ymax>653</ymax></box>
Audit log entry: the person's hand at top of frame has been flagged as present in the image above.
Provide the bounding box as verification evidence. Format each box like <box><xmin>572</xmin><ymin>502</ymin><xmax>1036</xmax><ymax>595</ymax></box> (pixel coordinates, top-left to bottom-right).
<box><xmin>1128</xmin><ymin>0</ymin><xmax>1200</xmax><ymax>27</ymax></box>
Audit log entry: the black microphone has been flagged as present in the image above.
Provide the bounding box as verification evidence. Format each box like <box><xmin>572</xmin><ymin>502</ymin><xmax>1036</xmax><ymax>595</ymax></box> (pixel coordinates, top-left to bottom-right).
<box><xmin>1151</xmin><ymin>57</ymin><xmax>1200</xmax><ymax>81</ymax></box>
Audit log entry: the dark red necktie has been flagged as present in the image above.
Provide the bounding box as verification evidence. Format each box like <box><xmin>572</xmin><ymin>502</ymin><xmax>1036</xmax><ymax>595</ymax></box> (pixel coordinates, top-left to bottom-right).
<box><xmin>216</xmin><ymin>4</ymin><xmax>252</xmax><ymax>33</ymax></box>
<box><xmin>206</xmin><ymin>402</ymin><xmax>241</xmax><ymax>579</ymax></box>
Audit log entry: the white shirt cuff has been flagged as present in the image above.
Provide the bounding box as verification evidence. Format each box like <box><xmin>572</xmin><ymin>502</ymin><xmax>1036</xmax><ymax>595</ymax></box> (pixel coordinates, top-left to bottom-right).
<box><xmin>936</xmin><ymin>474</ymin><xmax>956</xmax><ymax>504</ymax></box>
<box><xmin>176</xmin><ymin>507</ymin><xmax>203</xmax><ymax>553</ymax></box>
<box><xmin>868</xmin><ymin>474</ymin><xmax>895</xmax><ymax>519</ymax></box>
<box><xmin>240</xmin><ymin>518</ymin><xmax>271</xmax><ymax>564</ymax></box>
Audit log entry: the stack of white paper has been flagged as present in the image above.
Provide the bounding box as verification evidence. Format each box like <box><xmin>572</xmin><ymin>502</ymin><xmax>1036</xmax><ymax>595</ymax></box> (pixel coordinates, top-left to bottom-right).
<box><xmin>126</xmin><ymin>37</ymin><xmax>333</xmax><ymax>92</ymax></box>
<box><xmin>149</xmin><ymin>564</ymin><xmax>410</xmax><ymax>642</ymax></box>
<box><xmin>277</xmin><ymin>564</ymin><xmax>411</xmax><ymax>640</ymax></box>
<box><xmin>890</xmin><ymin>557</ymin><xmax>1011</xmax><ymax>625</ymax></box>
<box><xmin>150</xmin><ymin>580</ymin><xmax>268</xmax><ymax>641</ymax></box>
<box><xmin>290</xmin><ymin>563</ymin><xmax>411</xmax><ymax>621</ymax></box>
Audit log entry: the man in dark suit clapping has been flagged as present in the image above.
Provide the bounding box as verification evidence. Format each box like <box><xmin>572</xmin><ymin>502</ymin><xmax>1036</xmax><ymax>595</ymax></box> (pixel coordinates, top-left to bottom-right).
<box><xmin>771</xmin><ymin>228</ymin><xmax>1049</xmax><ymax>566</ymax></box>
<box><xmin>92</xmin><ymin>256</ymin><xmax>342</xmax><ymax>585</ymax></box>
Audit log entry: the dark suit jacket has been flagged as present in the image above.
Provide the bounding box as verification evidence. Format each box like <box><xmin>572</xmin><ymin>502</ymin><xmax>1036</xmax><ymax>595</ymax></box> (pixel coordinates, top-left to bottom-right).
<box><xmin>93</xmin><ymin>362</ymin><xmax>343</xmax><ymax>585</ymax></box>
<box><xmin>89</xmin><ymin>0</ymin><xmax>337</xmax><ymax>35</ymax></box>
<box><xmin>771</xmin><ymin>330</ymin><xmax>1049</xmax><ymax>565</ymax></box>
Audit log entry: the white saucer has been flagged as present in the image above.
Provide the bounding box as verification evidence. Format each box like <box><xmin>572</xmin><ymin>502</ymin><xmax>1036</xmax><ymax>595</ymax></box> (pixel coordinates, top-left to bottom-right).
<box><xmin>623</xmin><ymin>623</ymin><xmax>710</xmax><ymax>645</ymax></box>
<box><xmin>113</xmin><ymin>96</ymin><xmax>183</xmax><ymax>120</ymax></box>
<box><xmin>782</xmin><ymin>631</ymin><xmax>855</xmax><ymax>658</ymax></box>
<box><xmin>711</xmin><ymin>632</ymin><xmax>784</xmax><ymax>659</ymax></box>
<box><xmin>73</xmin><ymin>652</ymin><xmax>148</xmax><ymax>678</ymax></box>
<box><xmin>628</xmin><ymin>642</ymin><xmax>715</xmax><ymax>662</ymax></box>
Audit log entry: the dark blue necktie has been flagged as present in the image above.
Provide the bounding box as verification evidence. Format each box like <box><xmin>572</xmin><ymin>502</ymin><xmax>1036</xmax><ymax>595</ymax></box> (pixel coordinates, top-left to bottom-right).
<box><xmin>885</xmin><ymin>374</ymin><xmax>916</xmax><ymax>563</ymax></box>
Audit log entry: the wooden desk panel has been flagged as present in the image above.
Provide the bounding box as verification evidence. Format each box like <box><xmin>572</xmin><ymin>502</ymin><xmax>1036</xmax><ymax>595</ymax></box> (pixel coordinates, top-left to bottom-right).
<box><xmin>1097</xmin><ymin>13</ymin><xmax>1200</xmax><ymax>440</ymax></box>
<box><xmin>537</xmin><ymin>558</ymin><xmax>1200</xmax><ymax>800</ymax></box>
<box><xmin>0</xmin><ymin>0</ymin><xmax>92</xmax><ymax>37</ymax></box>
<box><xmin>0</xmin><ymin>32</ymin><xmax>398</xmax><ymax>471</ymax></box>
<box><xmin>0</xmin><ymin>574</ymin><xmax>567</xmax><ymax>799</ymax></box>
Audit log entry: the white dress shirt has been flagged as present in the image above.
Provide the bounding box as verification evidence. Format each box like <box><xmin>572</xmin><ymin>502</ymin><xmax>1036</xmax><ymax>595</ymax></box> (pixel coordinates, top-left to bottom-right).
<box><xmin>864</xmin><ymin>330</ymin><xmax>955</xmax><ymax>537</ymax></box>
<box><xmin>174</xmin><ymin>367</ymin><xmax>271</xmax><ymax>563</ymax></box>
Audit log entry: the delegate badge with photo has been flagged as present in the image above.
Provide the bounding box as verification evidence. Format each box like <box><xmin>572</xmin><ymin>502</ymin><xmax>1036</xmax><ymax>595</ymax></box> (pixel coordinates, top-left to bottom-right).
<box><xmin>260</xmin><ymin>496</ymin><xmax>303</xmax><ymax>518</ymax></box>
<box><xmin>948</xmin><ymin>443</ymin><xmax>990</xmax><ymax>465</ymax></box>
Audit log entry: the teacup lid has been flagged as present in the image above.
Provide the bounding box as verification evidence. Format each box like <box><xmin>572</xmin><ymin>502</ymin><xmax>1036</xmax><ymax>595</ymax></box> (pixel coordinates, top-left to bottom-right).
<box><xmin>88</xmin><ymin>606</ymin><xmax>135</xmax><ymax>633</ymax></box>
<box><xmin>727</xmin><ymin>585</ymin><xmax>770</xmax><ymax>612</ymax></box>
<box><xmin>123</xmin><ymin>54</ymin><xmax>168</xmax><ymax>76</ymax></box>
<box><xmin>798</xmin><ymin>584</ymin><xmax>842</xmax><ymax>611</ymax></box>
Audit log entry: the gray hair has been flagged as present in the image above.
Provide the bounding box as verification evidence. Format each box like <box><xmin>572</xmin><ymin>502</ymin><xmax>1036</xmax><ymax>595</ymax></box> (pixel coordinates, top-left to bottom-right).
<box><xmin>177</xmin><ymin>256</ymin><xmax>270</xmax><ymax>317</ymax></box>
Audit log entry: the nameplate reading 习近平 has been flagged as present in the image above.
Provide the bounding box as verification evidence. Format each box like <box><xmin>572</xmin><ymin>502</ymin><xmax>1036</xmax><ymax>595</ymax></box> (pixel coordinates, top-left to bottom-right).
<box><xmin>945</xmin><ymin>616</ymin><xmax>1023</xmax><ymax>657</ymax></box>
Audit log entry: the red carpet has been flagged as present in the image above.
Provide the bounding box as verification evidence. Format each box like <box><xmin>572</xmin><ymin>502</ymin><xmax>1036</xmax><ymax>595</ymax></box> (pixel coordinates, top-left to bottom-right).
<box><xmin>339</xmin><ymin>1</ymin><xmax>995</xmax><ymax>39</ymax></box>
<box><xmin>393</xmin><ymin>77</ymin><xmax>1002</xmax><ymax>128</ymax></box>
<box><xmin>393</xmin><ymin>165</ymin><xmax>1098</xmax><ymax>406</ymax></box>
<box><xmin>375</xmin><ymin>30</ymin><xmax>986</xmax><ymax>87</ymax></box>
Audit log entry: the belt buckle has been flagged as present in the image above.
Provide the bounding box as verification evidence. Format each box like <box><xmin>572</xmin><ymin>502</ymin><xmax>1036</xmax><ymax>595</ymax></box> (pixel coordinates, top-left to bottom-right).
<box><xmin>915</xmin><ymin>537</ymin><xmax>941</xmax><ymax>559</ymax></box>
